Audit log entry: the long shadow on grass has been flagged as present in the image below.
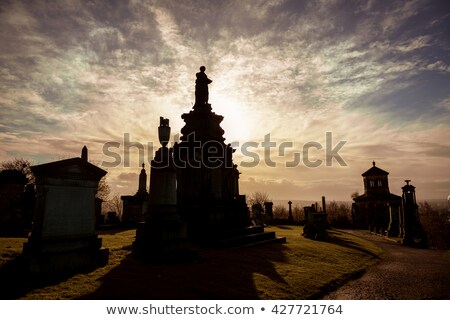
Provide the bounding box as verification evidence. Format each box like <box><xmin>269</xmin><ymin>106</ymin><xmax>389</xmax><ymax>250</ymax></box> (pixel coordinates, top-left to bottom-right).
<box><xmin>81</xmin><ymin>243</ymin><xmax>289</xmax><ymax>300</ymax></box>
<box><xmin>0</xmin><ymin>255</ymin><xmax>86</xmax><ymax>299</ymax></box>
<box><xmin>324</xmin><ymin>230</ymin><xmax>382</xmax><ymax>260</ymax></box>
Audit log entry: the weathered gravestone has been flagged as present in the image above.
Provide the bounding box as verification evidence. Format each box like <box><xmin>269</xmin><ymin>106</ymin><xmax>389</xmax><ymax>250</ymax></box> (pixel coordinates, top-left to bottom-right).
<box><xmin>22</xmin><ymin>147</ymin><xmax>109</xmax><ymax>274</ymax></box>
<box><xmin>303</xmin><ymin>203</ymin><xmax>327</xmax><ymax>239</ymax></box>
<box><xmin>264</xmin><ymin>202</ymin><xmax>273</xmax><ymax>225</ymax></box>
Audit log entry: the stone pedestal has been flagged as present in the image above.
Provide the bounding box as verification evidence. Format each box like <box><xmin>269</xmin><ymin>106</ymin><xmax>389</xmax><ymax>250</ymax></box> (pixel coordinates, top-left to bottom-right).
<box><xmin>22</xmin><ymin>156</ymin><xmax>108</xmax><ymax>274</ymax></box>
<box><xmin>174</xmin><ymin>104</ymin><xmax>247</xmax><ymax>241</ymax></box>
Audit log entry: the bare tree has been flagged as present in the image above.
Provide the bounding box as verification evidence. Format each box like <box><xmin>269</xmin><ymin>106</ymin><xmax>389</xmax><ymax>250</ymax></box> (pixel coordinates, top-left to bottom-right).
<box><xmin>327</xmin><ymin>201</ymin><xmax>352</xmax><ymax>228</ymax></box>
<box><xmin>293</xmin><ymin>204</ymin><xmax>303</xmax><ymax>222</ymax></box>
<box><xmin>273</xmin><ymin>204</ymin><xmax>288</xmax><ymax>220</ymax></box>
<box><xmin>96</xmin><ymin>174</ymin><xmax>111</xmax><ymax>202</ymax></box>
<box><xmin>419</xmin><ymin>201</ymin><xmax>450</xmax><ymax>249</ymax></box>
<box><xmin>104</xmin><ymin>193</ymin><xmax>123</xmax><ymax>219</ymax></box>
<box><xmin>247</xmin><ymin>191</ymin><xmax>270</xmax><ymax>207</ymax></box>
<box><xmin>0</xmin><ymin>158</ymin><xmax>35</xmax><ymax>184</ymax></box>
<box><xmin>350</xmin><ymin>191</ymin><xmax>359</xmax><ymax>199</ymax></box>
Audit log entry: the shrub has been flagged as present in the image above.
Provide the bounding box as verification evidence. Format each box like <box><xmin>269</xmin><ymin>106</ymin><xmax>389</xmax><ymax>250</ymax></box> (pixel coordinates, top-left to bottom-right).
<box><xmin>419</xmin><ymin>201</ymin><xmax>450</xmax><ymax>249</ymax></box>
<box><xmin>327</xmin><ymin>201</ymin><xmax>352</xmax><ymax>228</ymax></box>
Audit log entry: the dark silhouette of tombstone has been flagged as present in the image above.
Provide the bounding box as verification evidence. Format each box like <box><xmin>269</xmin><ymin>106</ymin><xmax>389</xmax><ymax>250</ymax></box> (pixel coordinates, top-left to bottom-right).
<box><xmin>195</xmin><ymin>66</ymin><xmax>212</xmax><ymax>108</ymax></box>
<box><xmin>264</xmin><ymin>201</ymin><xmax>273</xmax><ymax>225</ymax></box>
<box><xmin>401</xmin><ymin>180</ymin><xmax>426</xmax><ymax>247</ymax></box>
<box><xmin>288</xmin><ymin>201</ymin><xmax>293</xmax><ymax>222</ymax></box>
<box><xmin>22</xmin><ymin>147</ymin><xmax>109</xmax><ymax>274</ymax></box>
<box><xmin>303</xmin><ymin>202</ymin><xmax>327</xmax><ymax>239</ymax></box>
<box><xmin>251</xmin><ymin>203</ymin><xmax>264</xmax><ymax>226</ymax></box>
<box><xmin>133</xmin><ymin>117</ymin><xmax>191</xmax><ymax>260</ymax></box>
<box><xmin>321</xmin><ymin>196</ymin><xmax>326</xmax><ymax>215</ymax></box>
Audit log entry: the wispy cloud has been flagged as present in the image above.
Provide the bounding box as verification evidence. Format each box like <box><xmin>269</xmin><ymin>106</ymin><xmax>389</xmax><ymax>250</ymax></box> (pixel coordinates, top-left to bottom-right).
<box><xmin>1</xmin><ymin>0</ymin><xmax>449</xmax><ymax>199</ymax></box>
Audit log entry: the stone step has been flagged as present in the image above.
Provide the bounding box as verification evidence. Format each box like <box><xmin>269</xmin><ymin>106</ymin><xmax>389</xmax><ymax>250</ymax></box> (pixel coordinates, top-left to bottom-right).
<box><xmin>216</xmin><ymin>231</ymin><xmax>286</xmax><ymax>249</ymax></box>
<box><xmin>236</xmin><ymin>236</ymin><xmax>287</xmax><ymax>249</ymax></box>
<box><xmin>221</xmin><ymin>226</ymin><xmax>265</xmax><ymax>238</ymax></box>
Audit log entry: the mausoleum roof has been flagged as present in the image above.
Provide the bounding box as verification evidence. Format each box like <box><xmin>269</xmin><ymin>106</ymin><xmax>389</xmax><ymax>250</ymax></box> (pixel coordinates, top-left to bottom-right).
<box><xmin>31</xmin><ymin>157</ymin><xmax>107</xmax><ymax>179</ymax></box>
<box><xmin>362</xmin><ymin>161</ymin><xmax>389</xmax><ymax>177</ymax></box>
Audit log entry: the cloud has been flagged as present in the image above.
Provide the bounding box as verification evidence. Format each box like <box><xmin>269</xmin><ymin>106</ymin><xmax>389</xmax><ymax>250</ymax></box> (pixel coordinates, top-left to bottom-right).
<box><xmin>1</xmin><ymin>0</ymin><xmax>449</xmax><ymax>200</ymax></box>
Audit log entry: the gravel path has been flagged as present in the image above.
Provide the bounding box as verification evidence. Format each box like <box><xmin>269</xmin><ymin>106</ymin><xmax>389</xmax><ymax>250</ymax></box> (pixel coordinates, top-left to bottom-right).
<box><xmin>322</xmin><ymin>230</ymin><xmax>450</xmax><ymax>299</ymax></box>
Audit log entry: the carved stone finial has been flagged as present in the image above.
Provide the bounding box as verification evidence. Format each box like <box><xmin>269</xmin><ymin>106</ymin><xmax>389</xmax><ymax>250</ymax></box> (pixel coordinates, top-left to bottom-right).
<box><xmin>158</xmin><ymin>117</ymin><xmax>171</xmax><ymax>148</ymax></box>
<box><xmin>373</xmin><ymin>161</ymin><xmax>376</xmax><ymax>167</ymax></box>
<box><xmin>405</xmin><ymin>179</ymin><xmax>411</xmax><ymax>185</ymax></box>
<box><xmin>160</xmin><ymin>116</ymin><xmax>169</xmax><ymax>127</ymax></box>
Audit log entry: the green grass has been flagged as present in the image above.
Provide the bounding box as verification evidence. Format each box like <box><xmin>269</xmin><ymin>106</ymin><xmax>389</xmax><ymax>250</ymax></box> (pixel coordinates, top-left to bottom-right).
<box><xmin>0</xmin><ymin>226</ymin><xmax>384</xmax><ymax>299</ymax></box>
<box><xmin>0</xmin><ymin>237</ymin><xmax>25</xmax><ymax>268</ymax></box>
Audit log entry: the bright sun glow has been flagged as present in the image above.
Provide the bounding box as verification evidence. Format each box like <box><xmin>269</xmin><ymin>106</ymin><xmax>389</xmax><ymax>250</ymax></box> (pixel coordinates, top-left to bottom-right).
<box><xmin>211</xmin><ymin>93</ymin><xmax>251</xmax><ymax>143</ymax></box>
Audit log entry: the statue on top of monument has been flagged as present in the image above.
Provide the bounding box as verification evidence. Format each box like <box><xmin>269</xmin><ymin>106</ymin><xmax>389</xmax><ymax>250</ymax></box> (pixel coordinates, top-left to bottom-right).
<box><xmin>195</xmin><ymin>66</ymin><xmax>212</xmax><ymax>106</ymax></box>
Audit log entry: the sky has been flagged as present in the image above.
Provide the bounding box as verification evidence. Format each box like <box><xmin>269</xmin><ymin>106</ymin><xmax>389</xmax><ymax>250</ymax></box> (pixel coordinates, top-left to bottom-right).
<box><xmin>1</xmin><ymin>0</ymin><xmax>449</xmax><ymax>201</ymax></box>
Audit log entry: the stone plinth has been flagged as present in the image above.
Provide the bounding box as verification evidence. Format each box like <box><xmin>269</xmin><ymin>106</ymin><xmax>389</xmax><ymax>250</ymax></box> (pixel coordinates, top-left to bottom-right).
<box><xmin>22</xmin><ymin>157</ymin><xmax>108</xmax><ymax>274</ymax></box>
<box><xmin>174</xmin><ymin>105</ymin><xmax>247</xmax><ymax>241</ymax></box>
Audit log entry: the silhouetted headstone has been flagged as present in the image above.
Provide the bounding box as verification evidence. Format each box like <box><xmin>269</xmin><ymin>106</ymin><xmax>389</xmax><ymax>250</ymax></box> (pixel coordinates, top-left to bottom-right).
<box><xmin>252</xmin><ymin>203</ymin><xmax>264</xmax><ymax>226</ymax></box>
<box><xmin>133</xmin><ymin>117</ymin><xmax>191</xmax><ymax>260</ymax></box>
<box><xmin>22</xmin><ymin>147</ymin><xmax>108</xmax><ymax>274</ymax></box>
<box><xmin>264</xmin><ymin>201</ymin><xmax>273</xmax><ymax>225</ymax></box>
<box><xmin>288</xmin><ymin>200</ymin><xmax>293</xmax><ymax>222</ymax></box>
<box><xmin>303</xmin><ymin>203</ymin><xmax>327</xmax><ymax>239</ymax></box>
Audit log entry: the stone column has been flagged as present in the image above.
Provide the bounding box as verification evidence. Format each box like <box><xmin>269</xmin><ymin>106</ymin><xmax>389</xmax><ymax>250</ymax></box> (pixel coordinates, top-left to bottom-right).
<box><xmin>388</xmin><ymin>204</ymin><xmax>400</xmax><ymax>237</ymax></box>
<box><xmin>288</xmin><ymin>201</ymin><xmax>293</xmax><ymax>222</ymax></box>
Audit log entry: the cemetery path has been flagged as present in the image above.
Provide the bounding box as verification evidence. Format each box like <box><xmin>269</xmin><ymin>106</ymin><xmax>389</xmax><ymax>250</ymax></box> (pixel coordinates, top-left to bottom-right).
<box><xmin>322</xmin><ymin>230</ymin><xmax>450</xmax><ymax>299</ymax></box>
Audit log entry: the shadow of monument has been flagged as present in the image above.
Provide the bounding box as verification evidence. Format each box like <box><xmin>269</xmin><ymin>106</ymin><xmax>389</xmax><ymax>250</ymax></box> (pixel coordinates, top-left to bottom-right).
<box><xmin>0</xmin><ymin>255</ymin><xmax>98</xmax><ymax>299</ymax></box>
<box><xmin>323</xmin><ymin>230</ymin><xmax>382</xmax><ymax>260</ymax></box>
<box><xmin>80</xmin><ymin>244</ymin><xmax>288</xmax><ymax>300</ymax></box>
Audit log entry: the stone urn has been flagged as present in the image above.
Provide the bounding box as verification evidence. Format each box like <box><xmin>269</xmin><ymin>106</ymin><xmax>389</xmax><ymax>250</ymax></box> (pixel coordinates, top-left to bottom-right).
<box><xmin>158</xmin><ymin>117</ymin><xmax>170</xmax><ymax>147</ymax></box>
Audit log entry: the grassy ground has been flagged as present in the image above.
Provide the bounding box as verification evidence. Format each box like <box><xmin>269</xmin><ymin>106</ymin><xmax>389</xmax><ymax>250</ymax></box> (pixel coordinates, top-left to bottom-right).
<box><xmin>0</xmin><ymin>226</ymin><xmax>384</xmax><ymax>299</ymax></box>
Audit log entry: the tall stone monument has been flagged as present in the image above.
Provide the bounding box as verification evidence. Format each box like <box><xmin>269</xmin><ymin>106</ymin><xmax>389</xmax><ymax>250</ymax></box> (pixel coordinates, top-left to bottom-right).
<box><xmin>22</xmin><ymin>147</ymin><xmax>109</xmax><ymax>274</ymax></box>
<box><xmin>401</xmin><ymin>180</ymin><xmax>426</xmax><ymax>247</ymax></box>
<box><xmin>173</xmin><ymin>67</ymin><xmax>248</xmax><ymax>241</ymax></box>
<box><xmin>121</xmin><ymin>163</ymin><xmax>148</xmax><ymax>226</ymax></box>
<box><xmin>133</xmin><ymin>117</ymin><xmax>191</xmax><ymax>259</ymax></box>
